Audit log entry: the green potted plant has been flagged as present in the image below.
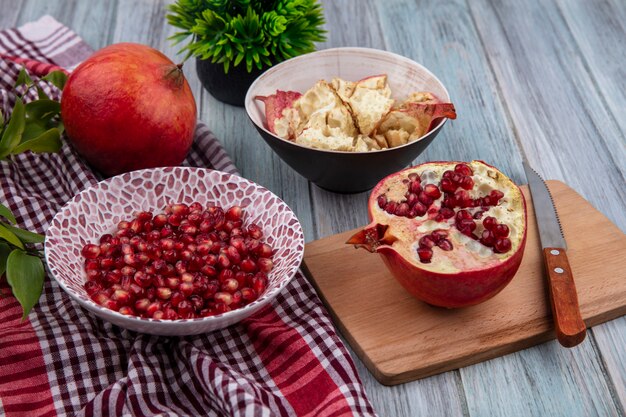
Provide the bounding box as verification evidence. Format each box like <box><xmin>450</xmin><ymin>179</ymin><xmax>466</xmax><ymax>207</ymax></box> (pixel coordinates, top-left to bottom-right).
<box><xmin>167</xmin><ymin>0</ymin><xmax>326</xmax><ymax>106</ymax></box>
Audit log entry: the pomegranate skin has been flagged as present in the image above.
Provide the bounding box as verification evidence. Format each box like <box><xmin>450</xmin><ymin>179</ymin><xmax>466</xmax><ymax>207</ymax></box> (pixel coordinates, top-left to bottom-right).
<box><xmin>61</xmin><ymin>43</ymin><xmax>197</xmax><ymax>176</ymax></box>
<box><xmin>351</xmin><ymin>160</ymin><xmax>528</xmax><ymax>308</ymax></box>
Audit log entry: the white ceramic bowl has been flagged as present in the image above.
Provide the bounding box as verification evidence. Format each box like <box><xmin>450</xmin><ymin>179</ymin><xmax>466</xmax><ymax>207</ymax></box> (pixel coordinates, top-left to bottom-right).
<box><xmin>245</xmin><ymin>47</ymin><xmax>453</xmax><ymax>193</ymax></box>
<box><xmin>45</xmin><ymin>167</ymin><xmax>305</xmax><ymax>336</ymax></box>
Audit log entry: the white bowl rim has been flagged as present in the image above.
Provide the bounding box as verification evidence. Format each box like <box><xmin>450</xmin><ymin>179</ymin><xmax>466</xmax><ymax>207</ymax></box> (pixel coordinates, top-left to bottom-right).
<box><xmin>44</xmin><ymin>166</ymin><xmax>305</xmax><ymax>326</ymax></box>
<box><xmin>245</xmin><ymin>46</ymin><xmax>452</xmax><ymax>155</ymax></box>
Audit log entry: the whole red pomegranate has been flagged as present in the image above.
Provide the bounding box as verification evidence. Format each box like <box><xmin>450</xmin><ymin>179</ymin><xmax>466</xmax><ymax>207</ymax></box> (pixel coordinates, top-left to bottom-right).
<box><xmin>348</xmin><ymin>160</ymin><xmax>527</xmax><ymax>308</ymax></box>
<box><xmin>61</xmin><ymin>43</ymin><xmax>197</xmax><ymax>176</ymax></box>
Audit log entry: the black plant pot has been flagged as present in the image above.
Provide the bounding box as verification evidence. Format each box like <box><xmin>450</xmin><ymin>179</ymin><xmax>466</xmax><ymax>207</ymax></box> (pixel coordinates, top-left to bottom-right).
<box><xmin>196</xmin><ymin>58</ymin><xmax>267</xmax><ymax>107</ymax></box>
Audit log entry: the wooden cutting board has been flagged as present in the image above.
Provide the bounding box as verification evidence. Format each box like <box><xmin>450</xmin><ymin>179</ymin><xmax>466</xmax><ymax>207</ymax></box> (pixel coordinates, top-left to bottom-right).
<box><xmin>302</xmin><ymin>181</ymin><xmax>626</xmax><ymax>386</ymax></box>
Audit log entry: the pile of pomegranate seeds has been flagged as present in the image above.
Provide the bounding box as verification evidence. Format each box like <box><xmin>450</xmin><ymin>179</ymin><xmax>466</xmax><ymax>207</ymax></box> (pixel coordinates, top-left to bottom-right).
<box><xmin>377</xmin><ymin>163</ymin><xmax>514</xmax><ymax>263</ymax></box>
<box><xmin>81</xmin><ymin>202</ymin><xmax>274</xmax><ymax>319</ymax></box>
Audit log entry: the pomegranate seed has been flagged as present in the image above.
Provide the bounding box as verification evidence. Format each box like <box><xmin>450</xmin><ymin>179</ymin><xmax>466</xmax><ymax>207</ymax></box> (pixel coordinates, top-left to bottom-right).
<box><xmin>203</xmin><ymin>282</ymin><xmax>219</xmax><ymax>299</ymax></box>
<box><xmin>240</xmin><ymin>258</ymin><xmax>256</xmax><ymax>273</ymax></box>
<box><xmin>384</xmin><ymin>201</ymin><xmax>398</xmax><ymax>214</ymax></box>
<box><xmin>423</xmin><ymin>184</ymin><xmax>442</xmax><ymax>199</ymax></box>
<box><xmin>490</xmin><ymin>190</ymin><xmax>504</xmax><ymax>204</ymax></box>
<box><xmin>165</xmin><ymin>277</ymin><xmax>180</xmax><ymax>289</ymax></box>
<box><xmin>200</xmin><ymin>264</ymin><xmax>217</xmax><ymax>277</ymax></box>
<box><xmin>257</xmin><ymin>258</ymin><xmax>273</xmax><ymax>273</ymax></box>
<box><xmin>156</xmin><ymin>287</ymin><xmax>172</xmax><ymax>300</ymax></box>
<box><xmin>494</xmin><ymin>237</ymin><xmax>512</xmax><ymax>253</ymax></box>
<box><xmin>169</xmin><ymin>203</ymin><xmax>189</xmax><ymax>216</ymax></box>
<box><xmin>152</xmin><ymin>310</ymin><xmax>164</xmax><ymax>319</ymax></box>
<box><xmin>129</xmin><ymin>283</ymin><xmax>144</xmax><ymax>298</ymax></box>
<box><xmin>219</xmin><ymin>269</ymin><xmax>234</xmax><ymax>283</ymax></box>
<box><xmin>454</xmin><ymin>163</ymin><xmax>473</xmax><ymax>176</ymax></box>
<box><xmin>85</xmin><ymin>259</ymin><xmax>99</xmax><ymax>271</ymax></box>
<box><xmin>189</xmin><ymin>295</ymin><xmax>204</xmax><ymax>311</ymax></box>
<box><xmin>419</xmin><ymin>235</ymin><xmax>435</xmax><ymax>249</ymax></box>
<box><xmin>135</xmin><ymin>298</ymin><xmax>150</xmax><ymax>312</ymax></box>
<box><xmin>146</xmin><ymin>301</ymin><xmax>161</xmax><ymax>317</ymax></box>
<box><xmin>437</xmin><ymin>239</ymin><xmax>453</xmax><ymax>251</ymax></box>
<box><xmin>99</xmin><ymin>234</ymin><xmax>113</xmax><ymax>244</ymax></box>
<box><xmin>439</xmin><ymin>208</ymin><xmax>455</xmax><ymax>219</ymax></box>
<box><xmin>84</xmin><ymin>281</ymin><xmax>101</xmax><ymax>295</ymax></box>
<box><xmin>431</xmin><ymin>229</ymin><xmax>449</xmax><ymax>241</ymax></box>
<box><xmin>179</xmin><ymin>224</ymin><xmax>197</xmax><ymax>235</ymax></box>
<box><xmin>189</xmin><ymin>202</ymin><xmax>203</xmax><ymax>212</ymax></box>
<box><xmin>395</xmin><ymin>203</ymin><xmax>410</xmax><ymax>217</ymax></box>
<box><xmin>456</xmin><ymin>210</ymin><xmax>472</xmax><ymax>221</ymax></box>
<box><xmin>175</xmin><ymin>260</ymin><xmax>188</xmax><ymax>274</ymax></box>
<box><xmin>81</xmin><ymin>244</ymin><xmax>101</xmax><ymax>259</ymax></box>
<box><xmin>417</xmin><ymin>247</ymin><xmax>433</xmax><ymax>263</ymax></box>
<box><xmin>226</xmin><ymin>206</ymin><xmax>243</xmax><ymax>222</ymax></box>
<box><xmin>167</xmin><ymin>214</ymin><xmax>182</xmax><ymax>227</ymax></box>
<box><xmin>460</xmin><ymin>176</ymin><xmax>474</xmax><ymax>190</ymax></box>
<box><xmin>483</xmin><ymin>216</ymin><xmax>497</xmax><ymax>230</ymax></box>
<box><xmin>177</xmin><ymin>300</ymin><xmax>193</xmax><ymax>318</ymax></box>
<box><xmin>226</xmin><ymin>246</ymin><xmax>242</xmax><ymax>264</ymax></box>
<box><xmin>218</xmin><ymin>253</ymin><xmax>230</xmax><ymax>269</ymax></box>
<box><xmin>231</xmin><ymin>291</ymin><xmax>243</xmax><ymax>307</ymax></box>
<box><xmin>179</xmin><ymin>282</ymin><xmax>194</xmax><ymax>297</ymax></box>
<box><xmin>221</xmin><ymin>278</ymin><xmax>239</xmax><ymax>293</ymax></box>
<box><xmin>86</xmin><ymin>269</ymin><xmax>101</xmax><ymax>281</ymax></box>
<box><xmin>457</xmin><ymin>218</ymin><xmax>476</xmax><ymax>231</ymax></box>
<box><xmin>241</xmin><ymin>287</ymin><xmax>257</xmax><ymax>303</ymax></box>
<box><xmin>412</xmin><ymin>202</ymin><xmax>427</xmax><ymax>217</ymax></box>
<box><xmin>377</xmin><ymin>195</ymin><xmax>387</xmax><ymax>209</ymax></box>
<box><xmin>247</xmin><ymin>224</ymin><xmax>264</xmax><ymax>240</ymax></box>
<box><xmin>409</xmin><ymin>180</ymin><xmax>422</xmax><ymax>194</ymax></box>
<box><xmin>494</xmin><ymin>224</ymin><xmax>510</xmax><ymax>238</ymax></box>
<box><xmin>258</xmin><ymin>244</ymin><xmax>273</xmax><ymax>258</ymax></box>
<box><xmin>105</xmin><ymin>270</ymin><xmax>122</xmax><ymax>284</ymax></box>
<box><xmin>214</xmin><ymin>292</ymin><xmax>233</xmax><ymax>306</ymax></box>
<box><xmin>480</xmin><ymin>230</ymin><xmax>496</xmax><ymax>247</ymax></box>
<box><xmin>164</xmin><ymin>308</ymin><xmax>179</xmax><ymax>320</ymax></box>
<box><xmin>111</xmin><ymin>289</ymin><xmax>131</xmax><ymax>305</ymax></box>
<box><xmin>455</xmin><ymin>190</ymin><xmax>472</xmax><ymax>208</ymax></box>
<box><xmin>252</xmin><ymin>274</ymin><xmax>267</xmax><ymax>294</ymax></box>
<box><xmin>418</xmin><ymin>192</ymin><xmax>433</xmax><ymax>206</ymax></box>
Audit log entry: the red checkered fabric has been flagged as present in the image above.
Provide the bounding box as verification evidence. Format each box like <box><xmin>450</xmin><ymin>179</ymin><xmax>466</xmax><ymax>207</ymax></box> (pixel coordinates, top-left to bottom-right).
<box><xmin>0</xmin><ymin>16</ymin><xmax>376</xmax><ymax>417</ymax></box>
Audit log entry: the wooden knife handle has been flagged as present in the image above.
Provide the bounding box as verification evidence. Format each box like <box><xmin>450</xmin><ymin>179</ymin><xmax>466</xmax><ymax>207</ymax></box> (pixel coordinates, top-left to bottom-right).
<box><xmin>543</xmin><ymin>247</ymin><xmax>586</xmax><ymax>347</ymax></box>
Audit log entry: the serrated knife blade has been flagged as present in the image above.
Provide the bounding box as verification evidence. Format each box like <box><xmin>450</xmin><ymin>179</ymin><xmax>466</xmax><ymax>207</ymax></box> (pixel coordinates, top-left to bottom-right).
<box><xmin>523</xmin><ymin>162</ymin><xmax>586</xmax><ymax>347</ymax></box>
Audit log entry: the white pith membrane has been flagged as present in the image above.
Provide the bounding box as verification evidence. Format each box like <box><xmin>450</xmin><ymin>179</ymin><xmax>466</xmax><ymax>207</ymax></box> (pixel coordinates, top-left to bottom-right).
<box><xmin>372</xmin><ymin>161</ymin><xmax>525</xmax><ymax>273</ymax></box>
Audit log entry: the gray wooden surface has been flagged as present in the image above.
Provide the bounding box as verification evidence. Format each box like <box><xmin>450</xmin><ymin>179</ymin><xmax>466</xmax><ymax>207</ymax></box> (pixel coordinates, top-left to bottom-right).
<box><xmin>6</xmin><ymin>0</ymin><xmax>625</xmax><ymax>415</ymax></box>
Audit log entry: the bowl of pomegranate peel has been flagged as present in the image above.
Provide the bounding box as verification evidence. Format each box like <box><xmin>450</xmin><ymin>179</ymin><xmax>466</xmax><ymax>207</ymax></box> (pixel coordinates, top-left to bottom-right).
<box><xmin>44</xmin><ymin>167</ymin><xmax>305</xmax><ymax>335</ymax></box>
<box><xmin>245</xmin><ymin>47</ymin><xmax>457</xmax><ymax>193</ymax></box>
<box><xmin>347</xmin><ymin>160</ymin><xmax>527</xmax><ymax>308</ymax></box>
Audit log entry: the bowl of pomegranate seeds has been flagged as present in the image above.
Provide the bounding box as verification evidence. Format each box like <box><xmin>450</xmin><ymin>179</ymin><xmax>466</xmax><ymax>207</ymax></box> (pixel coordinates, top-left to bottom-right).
<box><xmin>44</xmin><ymin>167</ymin><xmax>305</xmax><ymax>335</ymax></box>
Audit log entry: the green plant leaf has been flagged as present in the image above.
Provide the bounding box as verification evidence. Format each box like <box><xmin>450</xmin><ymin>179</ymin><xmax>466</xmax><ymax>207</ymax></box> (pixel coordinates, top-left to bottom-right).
<box><xmin>0</xmin><ymin>203</ymin><xmax>16</xmax><ymax>224</ymax></box>
<box><xmin>0</xmin><ymin>224</ymin><xmax>25</xmax><ymax>249</ymax></box>
<box><xmin>6</xmin><ymin>249</ymin><xmax>44</xmax><ymax>320</ymax></box>
<box><xmin>0</xmin><ymin>97</ymin><xmax>26</xmax><ymax>159</ymax></box>
<box><xmin>37</xmin><ymin>86</ymin><xmax>50</xmax><ymax>100</ymax></box>
<box><xmin>0</xmin><ymin>242</ymin><xmax>11</xmax><ymax>276</ymax></box>
<box><xmin>15</xmin><ymin>67</ymin><xmax>33</xmax><ymax>88</ymax></box>
<box><xmin>25</xmin><ymin>99</ymin><xmax>61</xmax><ymax>122</ymax></box>
<box><xmin>22</xmin><ymin>120</ymin><xmax>48</xmax><ymax>142</ymax></box>
<box><xmin>1</xmin><ymin>223</ymin><xmax>44</xmax><ymax>244</ymax></box>
<box><xmin>12</xmin><ymin>128</ymin><xmax>62</xmax><ymax>155</ymax></box>
<box><xmin>42</xmin><ymin>70</ymin><xmax>68</xmax><ymax>91</ymax></box>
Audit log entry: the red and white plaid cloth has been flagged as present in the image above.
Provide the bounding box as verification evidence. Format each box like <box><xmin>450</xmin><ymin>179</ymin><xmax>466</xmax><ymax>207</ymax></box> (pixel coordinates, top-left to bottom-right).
<box><xmin>0</xmin><ymin>16</ymin><xmax>376</xmax><ymax>417</ymax></box>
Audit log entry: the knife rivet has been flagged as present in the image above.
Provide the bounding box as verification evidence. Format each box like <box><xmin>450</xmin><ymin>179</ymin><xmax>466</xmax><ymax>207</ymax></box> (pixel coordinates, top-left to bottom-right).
<box><xmin>554</xmin><ymin>267</ymin><xmax>564</xmax><ymax>274</ymax></box>
<box><xmin>550</xmin><ymin>249</ymin><xmax>560</xmax><ymax>255</ymax></box>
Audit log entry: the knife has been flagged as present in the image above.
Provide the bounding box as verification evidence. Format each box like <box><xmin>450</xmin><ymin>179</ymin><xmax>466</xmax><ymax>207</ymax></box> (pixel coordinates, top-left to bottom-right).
<box><xmin>523</xmin><ymin>162</ymin><xmax>586</xmax><ymax>347</ymax></box>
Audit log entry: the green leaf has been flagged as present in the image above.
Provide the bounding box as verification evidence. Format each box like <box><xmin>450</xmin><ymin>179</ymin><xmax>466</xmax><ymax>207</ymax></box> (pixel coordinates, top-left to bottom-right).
<box><xmin>21</xmin><ymin>120</ymin><xmax>48</xmax><ymax>142</ymax></box>
<box><xmin>12</xmin><ymin>128</ymin><xmax>62</xmax><ymax>155</ymax></box>
<box><xmin>15</xmin><ymin>67</ymin><xmax>33</xmax><ymax>88</ymax></box>
<box><xmin>0</xmin><ymin>97</ymin><xmax>26</xmax><ymax>159</ymax></box>
<box><xmin>42</xmin><ymin>70</ymin><xmax>68</xmax><ymax>91</ymax></box>
<box><xmin>0</xmin><ymin>224</ymin><xmax>25</xmax><ymax>249</ymax></box>
<box><xmin>0</xmin><ymin>242</ymin><xmax>11</xmax><ymax>276</ymax></box>
<box><xmin>0</xmin><ymin>203</ymin><xmax>16</xmax><ymax>224</ymax></box>
<box><xmin>36</xmin><ymin>86</ymin><xmax>50</xmax><ymax>100</ymax></box>
<box><xmin>1</xmin><ymin>223</ymin><xmax>44</xmax><ymax>244</ymax></box>
<box><xmin>6</xmin><ymin>249</ymin><xmax>45</xmax><ymax>320</ymax></box>
<box><xmin>25</xmin><ymin>100</ymin><xmax>61</xmax><ymax>122</ymax></box>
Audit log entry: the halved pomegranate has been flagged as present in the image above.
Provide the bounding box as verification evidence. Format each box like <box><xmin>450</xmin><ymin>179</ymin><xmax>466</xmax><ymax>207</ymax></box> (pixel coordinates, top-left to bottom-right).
<box><xmin>347</xmin><ymin>160</ymin><xmax>527</xmax><ymax>308</ymax></box>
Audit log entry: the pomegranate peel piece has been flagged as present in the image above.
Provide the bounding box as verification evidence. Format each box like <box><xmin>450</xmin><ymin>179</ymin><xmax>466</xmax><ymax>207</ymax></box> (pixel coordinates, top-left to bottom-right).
<box><xmin>348</xmin><ymin>160</ymin><xmax>527</xmax><ymax>308</ymax></box>
<box><xmin>255</xmin><ymin>90</ymin><xmax>302</xmax><ymax>135</ymax></box>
